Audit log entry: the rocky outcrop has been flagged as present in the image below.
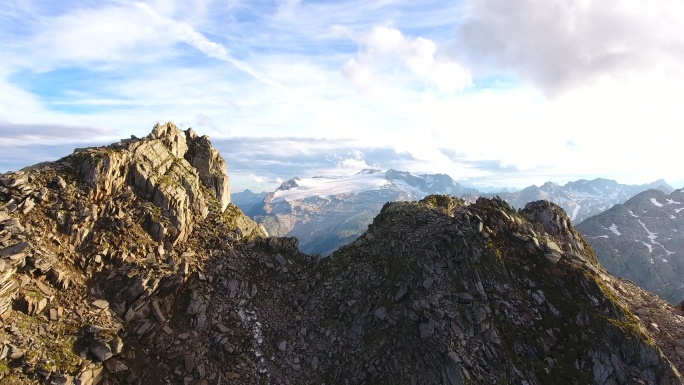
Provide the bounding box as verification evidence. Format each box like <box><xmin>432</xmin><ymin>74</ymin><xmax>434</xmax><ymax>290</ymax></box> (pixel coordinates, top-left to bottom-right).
<box><xmin>0</xmin><ymin>123</ymin><xmax>263</xmax><ymax>384</ymax></box>
<box><xmin>0</xmin><ymin>124</ymin><xmax>683</xmax><ymax>384</ymax></box>
<box><xmin>77</xmin><ymin>122</ymin><xmax>236</xmax><ymax>246</ymax></box>
<box><xmin>577</xmin><ymin>188</ymin><xmax>684</xmax><ymax>303</ymax></box>
<box><xmin>185</xmin><ymin>128</ymin><xmax>231</xmax><ymax>212</ymax></box>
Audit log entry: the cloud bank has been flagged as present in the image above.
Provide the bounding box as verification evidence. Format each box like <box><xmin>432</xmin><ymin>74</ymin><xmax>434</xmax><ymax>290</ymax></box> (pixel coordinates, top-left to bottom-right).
<box><xmin>0</xmin><ymin>0</ymin><xmax>683</xmax><ymax>191</ymax></box>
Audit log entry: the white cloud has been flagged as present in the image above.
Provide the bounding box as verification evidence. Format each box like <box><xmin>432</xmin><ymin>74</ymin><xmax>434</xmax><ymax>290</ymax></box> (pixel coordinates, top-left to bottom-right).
<box><xmin>247</xmin><ymin>173</ymin><xmax>267</xmax><ymax>184</ymax></box>
<box><xmin>341</xmin><ymin>26</ymin><xmax>472</xmax><ymax>94</ymax></box>
<box><xmin>457</xmin><ymin>0</ymin><xmax>684</xmax><ymax>95</ymax></box>
<box><xmin>333</xmin><ymin>150</ymin><xmax>374</xmax><ymax>173</ymax></box>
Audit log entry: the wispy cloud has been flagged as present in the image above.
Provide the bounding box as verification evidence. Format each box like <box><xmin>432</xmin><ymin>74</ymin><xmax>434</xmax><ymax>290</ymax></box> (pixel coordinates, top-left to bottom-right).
<box><xmin>0</xmin><ymin>0</ymin><xmax>683</xmax><ymax>191</ymax></box>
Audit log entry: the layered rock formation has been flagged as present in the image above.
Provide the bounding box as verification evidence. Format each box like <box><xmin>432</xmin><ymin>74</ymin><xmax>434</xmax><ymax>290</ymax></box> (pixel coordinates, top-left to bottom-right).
<box><xmin>577</xmin><ymin>188</ymin><xmax>684</xmax><ymax>303</ymax></box>
<box><xmin>0</xmin><ymin>124</ymin><xmax>683</xmax><ymax>384</ymax></box>
<box><xmin>0</xmin><ymin>123</ymin><xmax>263</xmax><ymax>383</ymax></box>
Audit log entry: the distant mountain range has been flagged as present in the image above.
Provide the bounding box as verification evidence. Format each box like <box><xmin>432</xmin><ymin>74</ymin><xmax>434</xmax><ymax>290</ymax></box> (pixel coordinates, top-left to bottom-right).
<box><xmin>473</xmin><ymin>178</ymin><xmax>673</xmax><ymax>224</ymax></box>
<box><xmin>577</xmin><ymin>188</ymin><xmax>684</xmax><ymax>303</ymax></box>
<box><xmin>230</xmin><ymin>189</ymin><xmax>268</xmax><ymax>216</ymax></box>
<box><xmin>232</xmin><ymin>170</ymin><xmax>673</xmax><ymax>256</ymax></box>
<box><xmin>248</xmin><ymin>169</ymin><xmax>477</xmax><ymax>255</ymax></box>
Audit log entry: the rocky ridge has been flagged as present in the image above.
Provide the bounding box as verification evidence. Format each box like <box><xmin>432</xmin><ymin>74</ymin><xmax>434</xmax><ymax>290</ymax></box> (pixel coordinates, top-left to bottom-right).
<box><xmin>0</xmin><ymin>124</ymin><xmax>683</xmax><ymax>384</ymax></box>
<box><xmin>577</xmin><ymin>188</ymin><xmax>684</xmax><ymax>303</ymax></box>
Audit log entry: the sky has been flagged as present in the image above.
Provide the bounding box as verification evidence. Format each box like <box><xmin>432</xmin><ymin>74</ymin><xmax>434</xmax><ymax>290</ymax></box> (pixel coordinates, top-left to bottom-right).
<box><xmin>1</xmin><ymin>0</ymin><xmax>684</xmax><ymax>193</ymax></box>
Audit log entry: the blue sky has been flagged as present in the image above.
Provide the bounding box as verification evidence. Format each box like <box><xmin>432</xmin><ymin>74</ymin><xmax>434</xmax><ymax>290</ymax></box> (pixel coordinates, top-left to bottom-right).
<box><xmin>2</xmin><ymin>0</ymin><xmax>684</xmax><ymax>192</ymax></box>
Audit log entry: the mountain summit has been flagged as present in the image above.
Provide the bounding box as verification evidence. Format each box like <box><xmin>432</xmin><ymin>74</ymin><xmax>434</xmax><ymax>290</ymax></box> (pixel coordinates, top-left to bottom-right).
<box><xmin>0</xmin><ymin>124</ymin><xmax>683</xmax><ymax>384</ymax></box>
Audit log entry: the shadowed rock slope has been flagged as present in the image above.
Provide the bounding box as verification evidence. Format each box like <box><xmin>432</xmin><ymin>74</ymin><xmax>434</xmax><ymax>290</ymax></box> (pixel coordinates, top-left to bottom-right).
<box><xmin>0</xmin><ymin>124</ymin><xmax>683</xmax><ymax>384</ymax></box>
<box><xmin>577</xmin><ymin>188</ymin><xmax>684</xmax><ymax>304</ymax></box>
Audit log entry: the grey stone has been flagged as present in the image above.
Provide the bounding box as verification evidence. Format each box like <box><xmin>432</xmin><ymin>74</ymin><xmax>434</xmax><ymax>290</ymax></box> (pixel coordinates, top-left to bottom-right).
<box><xmin>448</xmin><ymin>351</ymin><xmax>461</xmax><ymax>364</ymax></box>
<box><xmin>91</xmin><ymin>299</ymin><xmax>109</xmax><ymax>310</ymax></box>
<box><xmin>0</xmin><ymin>241</ymin><xmax>29</xmax><ymax>260</ymax></box>
<box><xmin>545</xmin><ymin>252</ymin><xmax>562</xmax><ymax>265</ymax></box>
<box><xmin>184</xmin><ymin>353</ymin><xmax>195</xmax><ymax>373</ymax></box>
<box><xmin>105</xmin><ymin>358</ymin><xmax>129</xmax><ymax>373</ymax></box>
<box><xmin>395</xmin><ymin>285</ymin><xmax>409</xmax><ymax>302</ymax></box>
<box><xmin>150</xmin><ymin>300</ymin><xmax>166</xmax><ymax>323</ymax></box>
<box><xmin>419</xmin><ymin>322</ymin><xmax>434</xmax><ymax>339</ymax></box>
<box><xmin>676</xmin><ymin>346</ymin><xmax>684</xmax><ymax>358</ymax></box>
<box><xmin>275</xmin><ymin>253</ymin><xmax>287</xmax><ymax>267</ymax></box>
<box><xmin>374</xmin><ymin>307</ymin><xmax>387</xmax><ymax>321</ymax></box>
<box><xmin>185</xmin><ymin>128</ymin><xmax>231</xmax><ymax>212</ymax></box>
<box><xmin>195</xmin><ymin>364</ymin><xmax>205</xmax><ymax>379</ymax></box>
<box><xmin>90</xmin><ymin>342</ymin><xmax>113</xmax><ymax>362</ymax></box>
<box><xmin>457</xmin><ymin>293</ymin><xmax>474</xmax><ymax>304</ymax></box>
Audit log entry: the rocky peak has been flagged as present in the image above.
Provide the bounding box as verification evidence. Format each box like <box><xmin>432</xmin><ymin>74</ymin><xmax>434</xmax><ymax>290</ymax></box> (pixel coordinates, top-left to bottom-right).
<box><xmin>149</xmin><ymin>122</ymin><xmax>188</xmax><ymax>158</ymax></box>
<box><xmin>78</xmin><ymin>122</ymin><xmax>233</xmax><ymax>245</ymax></box>
<box><xmin>0</xmin><ymin>123</ymin><xmax>268</xmax><ymax>384</ymax></box>
<box><xmin>276</xmin><ymin>177</ymin><xmax>301</xmax><ymax>191</ymax></box>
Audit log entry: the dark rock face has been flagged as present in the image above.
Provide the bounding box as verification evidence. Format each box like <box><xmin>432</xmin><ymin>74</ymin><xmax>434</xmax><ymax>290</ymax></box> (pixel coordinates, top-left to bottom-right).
<box><xmin>0</xmin><ymin>124</ymin><xmax>683</xmax><ymax>384</ymax></box>
<box><xmin>577</xmin><ymin>188</ymin><xmax>684</xmax><ymax>303</ymax></box>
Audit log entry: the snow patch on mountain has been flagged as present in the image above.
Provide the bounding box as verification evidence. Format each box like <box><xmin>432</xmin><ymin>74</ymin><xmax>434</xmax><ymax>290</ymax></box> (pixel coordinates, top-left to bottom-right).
<box><xmin>608</xmin><ymin>223</ymin><xmax>621</xmax><ymax>236</ymax></box>
<box><xmin>570</xmin><ymin>205</ymin><xmax>580</xmax><ymax>221</ymax></box>
<box><xmin>638</xmin><ymin>220</ymin><xmax>658</xmax><ymax>241</ymax></box>
<box><xmin>642</xmin><ymin>241</ymin><xmax>654</xmax><ymax>253</ymax></box>
<box><xmin>651</xmin><ymin>198</ymin><xmax>664</xmax><ymax>207</ymax></box>
<box><xmin>392</xmin><ymin>178</ymin><xmax>428</xmax><ymax>197</ymax></box>
<box><xmin>272</xmin><ymin>173</ymin><xmax>390</xmax><ymax>202</ymax></box>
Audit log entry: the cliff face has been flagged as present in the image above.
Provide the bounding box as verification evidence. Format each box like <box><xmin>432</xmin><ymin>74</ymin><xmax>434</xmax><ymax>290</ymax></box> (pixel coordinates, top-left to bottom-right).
<box><xmin>0</xmin><ymin>124</ymin><xmax>682</xmax><ymax>385</ymax></box>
